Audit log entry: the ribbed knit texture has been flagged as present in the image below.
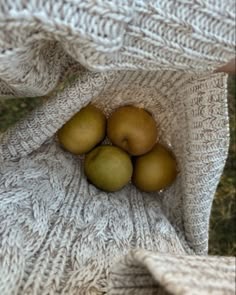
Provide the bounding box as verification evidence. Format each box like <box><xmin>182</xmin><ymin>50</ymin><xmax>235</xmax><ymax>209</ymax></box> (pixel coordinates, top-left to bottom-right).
<box><xmin>0</xmin><ymin>0</ymin><xmax>235</xmax><ymax>97</ymax></box>
<box><xmin>0</xmin><ymin>1</ymin><xmax>235</xmax><ymax>294</ymax></box>
<box><xmin>109</xmin><ymin>249</ymin><xmax>236</xmax><ymax>294</ymax></box>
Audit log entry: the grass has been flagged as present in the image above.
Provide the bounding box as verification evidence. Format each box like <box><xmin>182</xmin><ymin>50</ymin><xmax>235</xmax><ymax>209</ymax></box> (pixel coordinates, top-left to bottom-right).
<box><xmin>0</xmin><ymin>75</ymin><xmax>235</xmax><ymax>256</ymax></box>
<box><xmin>208</xmin><ymin>75</ymin><xmax>236</xmax><ymax>256</ymax></box>
<box><xmin>0</xmin><ymin>98</ymin><xmax>42</xmax><ymax>132</ymax></box>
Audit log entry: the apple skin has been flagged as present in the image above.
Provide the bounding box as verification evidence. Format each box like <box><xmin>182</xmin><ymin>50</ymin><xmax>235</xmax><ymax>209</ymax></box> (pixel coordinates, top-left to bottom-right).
<box><xmin>132</xmin><ymin>143</ymin><xmax>177</xmax><ymax>192</ymax></box>
<box><xmin>58</xmin><ymin>105</ymin><xmax>106</xmax><ymax>155</ymax></box>
<box><xmin>84</xmin><ymin>145</ymin><xmax>133</xmax><ymax>192</ymax></box>
<box><xmin>107</xmin><ymin>106</ymin><xmax>158</xmax><ymax>156</ymax></box>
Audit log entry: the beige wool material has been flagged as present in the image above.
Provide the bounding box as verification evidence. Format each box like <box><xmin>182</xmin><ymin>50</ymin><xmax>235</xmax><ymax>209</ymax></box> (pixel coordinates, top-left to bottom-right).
<box><xmin>0</xmin><ymin>1</ymin><xmax>235</xmax><ymax>294</ymax></box>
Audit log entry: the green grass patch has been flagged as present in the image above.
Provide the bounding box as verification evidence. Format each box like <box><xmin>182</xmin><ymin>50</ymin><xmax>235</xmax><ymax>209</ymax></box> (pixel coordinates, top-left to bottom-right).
<box><xmin>209</xmin><ymin>75</ymin><xmax>236</xmax><ymax>256</ymax></box>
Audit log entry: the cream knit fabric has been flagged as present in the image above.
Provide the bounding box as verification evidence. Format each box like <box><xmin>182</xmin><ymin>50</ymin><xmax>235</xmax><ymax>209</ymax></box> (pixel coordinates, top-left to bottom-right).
<box><xmin>0</xmin><ymin>1</ymin><xmax>235</xmax><ymax>294</ymax></box>
<box><xmin>0</xmin><ymin>0</ymin><xmax>235</xmax><ymax>97</ymax></box>
<box><xmin>109</xmin><ymin>249</ymin><xmax>236</xmax><ymax>294</ymax></box>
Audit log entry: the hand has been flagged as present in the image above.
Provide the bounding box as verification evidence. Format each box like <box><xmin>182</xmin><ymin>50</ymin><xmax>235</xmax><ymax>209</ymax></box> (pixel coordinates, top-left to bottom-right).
<box><xmin>216</xmin><ymin>59</ymin><xmax>235</xmax><ymax>74</ymax></box>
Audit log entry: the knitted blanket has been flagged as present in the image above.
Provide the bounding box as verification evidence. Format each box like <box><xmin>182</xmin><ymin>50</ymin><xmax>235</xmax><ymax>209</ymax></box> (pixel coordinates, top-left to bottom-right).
<box><xmin>0</xmin><ymin>1</ymin><xmax>235</xmax><ymax>294</ymax></box>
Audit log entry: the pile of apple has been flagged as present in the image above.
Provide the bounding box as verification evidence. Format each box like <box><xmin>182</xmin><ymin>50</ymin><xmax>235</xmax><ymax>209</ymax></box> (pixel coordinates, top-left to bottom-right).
<box><xmin>57</xmin><ymin>104</ymin><xmax>177</xmax><ymax>192</ymax></box>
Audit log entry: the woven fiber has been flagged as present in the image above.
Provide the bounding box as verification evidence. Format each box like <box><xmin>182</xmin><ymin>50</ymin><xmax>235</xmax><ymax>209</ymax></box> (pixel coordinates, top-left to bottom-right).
<box><xmin>0</xmin><ymin>0</ymin><xmax>235</xmax><ymax>97</ymax></box>
<box><xmin>109</xmin><ymin>249</ymin><xmax>236</xmax><ymax>294</ymax></box>
<box><xmin>0</xmin><ymin>1</ymin><xmax>235</xmax><ymax>294</ymax></box>
<box><xmin>0</xmin><ymin>69</ymin><xmax>231</xmax><ymax>294</ymax></box>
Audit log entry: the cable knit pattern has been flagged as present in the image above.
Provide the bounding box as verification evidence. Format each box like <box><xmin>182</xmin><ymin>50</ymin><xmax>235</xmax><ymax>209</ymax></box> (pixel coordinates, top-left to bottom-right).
<box><xmin>0</xmin><ymin>1</ymin><xmax>235</xmax><ymax>294</ymax></box>
<box><xmin>0</xmin><ymin>0</ymin><xmax>235</xmax><ymax>97</ymax></box>
<box><xmin>0</xmin><ymin>70</ymin><xmax>232</xmax><ymax>294</ymax></box>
